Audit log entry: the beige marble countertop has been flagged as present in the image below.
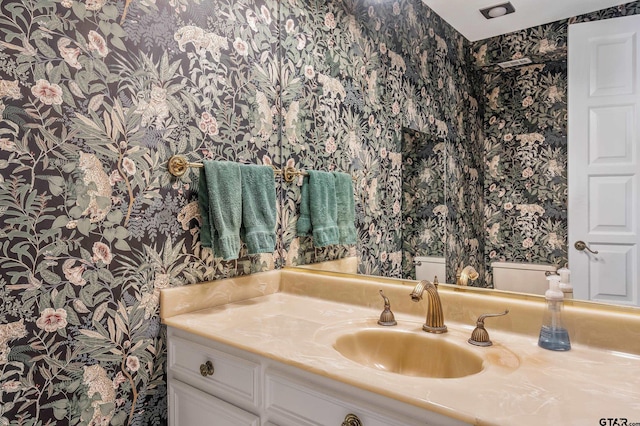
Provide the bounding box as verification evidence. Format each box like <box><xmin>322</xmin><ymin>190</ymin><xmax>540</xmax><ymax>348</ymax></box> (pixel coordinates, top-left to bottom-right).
<box><xmin>161</xmin><ymin>270</ymin><xmax>640</xmax><ymax>425</ymax></box>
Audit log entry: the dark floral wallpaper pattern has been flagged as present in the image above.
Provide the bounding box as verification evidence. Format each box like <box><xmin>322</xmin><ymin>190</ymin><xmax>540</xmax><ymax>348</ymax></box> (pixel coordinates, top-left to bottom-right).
<box><xmin>472</xmin><ymin>1</ymin><xmax>640</xmax><ymax>287</ymax></box>
<box><xmin>278</xmin><ymin>0</ymin><xmax>484</xmax><ymax>283</ymax></box>
<box><xmin>2</xmin><ymin>0</ymin><xmax>639</xmax><ymax>424</ymax></box>
<box><xmin>0</xmin><ymin>0</ymin><xmax>278</xmax><ymax>424</ymax></box>
<box><xmin>0</xmin><ymin>0</ymin><xmax>485</xmax><ymax>423</ymax></box>
<box><xmin>401</xmin><ymin>128</ymin><xmax>445</xmax><ymax>280</ymax></box>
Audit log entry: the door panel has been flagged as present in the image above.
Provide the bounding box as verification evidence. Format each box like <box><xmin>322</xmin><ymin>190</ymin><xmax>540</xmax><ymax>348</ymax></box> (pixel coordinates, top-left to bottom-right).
<box><xmin>588</xmin><ymin>176</ymin><xmax>635</xmax><ymax>234</ymax></box>
<box><xmin>588</xmin><ymin>105</ymin><xmax>635</xmax><ymax>164</ymax></box>
<box><xmin>588</xmin><ymin>244</ymin><xmax>637</xmax><ymax>304</ymax></box>
<box><xmin>568</xmin><ymin>14</ymin><xmax>640</xmax><ymax>306</ymax></box>
<box><xmin>589</xmin><ymin>32</ymin><xmax>635</xmax><ymax>96</ymax></box>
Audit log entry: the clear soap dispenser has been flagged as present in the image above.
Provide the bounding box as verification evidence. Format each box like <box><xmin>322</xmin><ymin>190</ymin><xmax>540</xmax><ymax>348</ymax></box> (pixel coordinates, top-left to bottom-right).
<box><xmin>538</xmin><ymin>275</ymin><xmax>571</xmax><ymax>351</ymax></box>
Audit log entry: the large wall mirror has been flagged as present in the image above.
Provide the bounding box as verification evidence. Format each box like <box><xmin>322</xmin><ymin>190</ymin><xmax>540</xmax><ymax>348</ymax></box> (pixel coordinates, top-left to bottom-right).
<box><xmin>282</xmin><ymin>0</ymin><xmax>640</xmax><ymax>308</ymax></box>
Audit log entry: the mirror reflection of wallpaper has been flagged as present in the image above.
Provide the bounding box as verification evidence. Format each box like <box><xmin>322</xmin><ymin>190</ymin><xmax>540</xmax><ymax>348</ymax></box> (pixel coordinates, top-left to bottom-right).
<box><xmin>472</xmin><ymin>1</ymin><xmax>640</xmax><ymax>286</ymax></box>
<box><xmin>0</xmin><ymin>0</ymin><xmax>279</xmax><ymax>424</ymax></box>
<box><xmin>482</xmin><ymin>62</ymin><xmax>568</xmax><ymax>287</ymax></box>
<box><xmin>445</xmin><ymin>119</ymin><xmax>486</xmax><ymax>285</ymax></box>
<box><xmin>280</xmin><ymin>0</ymin><xmax>484</xmax><ymax>279</ymax></box>
<box><xmin>401</xmin><ymin>128</ymin><xmax>446</xmax><ymax>280</ymax></box>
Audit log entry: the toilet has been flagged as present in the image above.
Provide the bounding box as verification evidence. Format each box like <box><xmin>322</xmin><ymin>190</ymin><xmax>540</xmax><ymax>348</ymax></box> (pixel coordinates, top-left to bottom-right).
<box><xmin>491</xmin><ymin>261</ymin><xmax>557</xmax><ymax>295</ymax></box>
<box><xmin>415</xmin><ymin>256</ymin><xmax>446</xmax><ymax>283</ymax></box>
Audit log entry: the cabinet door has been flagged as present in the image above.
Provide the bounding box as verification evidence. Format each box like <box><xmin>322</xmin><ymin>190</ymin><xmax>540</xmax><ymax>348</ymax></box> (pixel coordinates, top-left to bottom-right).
<box><xmin>169</xmin><ymin>379</ymin><xmax>259</xmax><ymax>426</ymax></box>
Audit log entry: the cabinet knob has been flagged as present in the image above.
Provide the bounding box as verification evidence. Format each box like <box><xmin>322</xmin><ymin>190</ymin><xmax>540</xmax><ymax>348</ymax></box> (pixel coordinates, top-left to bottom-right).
<box><xmin>199</xmin><ymin>360</ymin><xmax>214</xmax><ymax>377</ymax></box>
<box><xmin>342</xmin><ymin>413</ymin><xmax>362</xmax><ymax>426</ymax></box>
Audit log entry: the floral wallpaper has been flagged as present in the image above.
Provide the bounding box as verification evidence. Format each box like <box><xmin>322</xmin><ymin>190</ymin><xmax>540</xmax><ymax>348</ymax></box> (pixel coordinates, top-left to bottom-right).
<box><xmin>3</xmin><ymin>0</ymin><xmax>634</xmax><ymax>423</ymax></box>
<box><xmin>481</xmin><ymin>61</ymin><xmax>567</xmax><ymax>287</ymax></box>
<box><xmin>279</xmin><ymin>0</ymin><xmax>484</xmax><ymax>283</ymax></box>
<box><xmin>0</xmin><ymin>0</ymin><xmax>279</xmax><ymax>424</ymax></box>
<box><xmin>400</xmin><ymin>128</ymin><xmax>445</xmax><ymax>279</ymax></box>
<box><xmin>473</xmin><ymin>1</ymin><xmax>640</xmax><ymax>287</ymax></box>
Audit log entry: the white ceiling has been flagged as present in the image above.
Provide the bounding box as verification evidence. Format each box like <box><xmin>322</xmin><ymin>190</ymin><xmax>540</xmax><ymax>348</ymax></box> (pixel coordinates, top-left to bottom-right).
<box><xmin>422</xmin><ymin>0</ymin><xmax>632</xmax><ymax>41</ymax></box>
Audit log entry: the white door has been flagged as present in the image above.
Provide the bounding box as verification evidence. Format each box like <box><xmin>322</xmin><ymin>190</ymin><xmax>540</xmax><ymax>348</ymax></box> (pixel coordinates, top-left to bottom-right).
<box><xmin>568</xmin><ymin>15</ymin><xmax>640</xmax><ymax>306</ymax></box>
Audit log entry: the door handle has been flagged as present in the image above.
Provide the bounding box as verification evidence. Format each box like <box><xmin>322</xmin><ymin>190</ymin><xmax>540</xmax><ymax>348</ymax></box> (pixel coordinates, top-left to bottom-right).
<box><xmin>574</xmin><ymin>241</ymin><xmax>599</xmax><ymax>254</ymax></box>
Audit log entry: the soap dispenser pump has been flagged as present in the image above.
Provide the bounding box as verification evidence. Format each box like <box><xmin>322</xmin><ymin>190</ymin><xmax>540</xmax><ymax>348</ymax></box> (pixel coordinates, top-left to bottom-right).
<box><xmin>538</xmin><ymin>275</ymin><xmax>571</xmax><ymax>351</ymax></box>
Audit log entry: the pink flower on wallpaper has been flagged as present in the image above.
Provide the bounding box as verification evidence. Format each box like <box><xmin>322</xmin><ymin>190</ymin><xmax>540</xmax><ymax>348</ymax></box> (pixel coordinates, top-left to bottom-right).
<box><xmin>63</xmin><ymin>259</ymin><xmax>87</xmax><ymax>286</ymax></box>
<box><xmin>325</xmin><ymin>136</ymin><xmax>336</xmax><ymax>154</ymax></box>
<box><xmin>324</xmin><ymin>12</ymin><xmax>336</xmax><ymax>29</ymax></box>
<box><xmin>233</xmin><ymin>38</ymin><xmax>249</xmax><ymax>56</ymax></box>
<box><xmin>304</xmin><ymin>65</ymin><xmax>315</xmax><ymax>79</ymax></box>
<box><xmin>88</xmin><ymin>30</ymin><xmax>109</xmax><ymax>57</ymax></box>
<box><xmin>31</xmin><ymin>79</ymin><xmax>63</xmax><ymax>105</ymax></box>
<box><xmin>126</xmin><ymin>355</ymin><xmax>140</xmax><ymax>372</ymax></box>
<box><xmin>85</xmin><ymin>0</ymin><xmax>106</xmax><ymax>11</ymax></box>
<box><xmin>391</xmin><ymin>101</ymin><xmax>400</xmax><ymax>115</ymax></box>
<box><xmin>36</xmin><ymin>308</ymin><xmax>68</xmax><ymax>332</ymax></box>
<box><xmin>57</xmin><ymin>38</ymin><xmax>82</xmax><ymax>70</ymax></box>
<box><xmin>122</xmin><ymin>157</ymin><xmax>136</xmax><ymax>175</ymax></box>
<box><xmin>109</xmin><ymin>170</ymin><xmax>124</xmax><ymax>186</ymax></box>
<box><xmin>92</xmin><ymin>242</ymin><xmax>113</xmax><ymax>265</ymax></box>
<box><xmin>522</xmin><ymin>167</ymin><xmax>534</xmax><ymax>178</ymax></box>
<box><xmin>285</xmin><ymin>19</ymin><xmax>295</xmax><ymax>34</ymax></box>
<box><xmin>2</xmin><ymin>380</ymin><xmax>21</xmax><ymax>392</ymax></box>
<box><xmin>58</xmin><ymin>37</ymin><xmax>82</xmax><ymax>70</ymax></box>
<box><xmin>246</xmin><ymin>10</ymin><xmax>257</xmax><ymax>31</ymax></box>
<box><xmin>260</xmin><ymin>5</ymin><xmax>271</xmax><ymax>25</ymax></box>
<box><xmin>0</xmin><ymin>137</ymin><xmax>16</xmax><ymax>151</ymax></box>
<box><xmin>199</xmin><ymin>112</ymin><xmax>219</xmax><ymax>137</ymax></box>
<box><xmin>296</xmin><ymin>34</ymin><xmax>306</xmax><ymax>50</ymax></box>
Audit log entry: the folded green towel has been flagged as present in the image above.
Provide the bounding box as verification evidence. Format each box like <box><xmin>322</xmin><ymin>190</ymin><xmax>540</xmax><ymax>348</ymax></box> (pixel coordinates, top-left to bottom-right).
<box><xmin>198</xmin><ymin>168</ymin><xmax>214</xmax><ymax>248</ymax></box>
<box><xmin>240</xmin><ymin>164</ymin><xmax>276</xmax><ymax>254</ymax></box>
<box><xmin>333</xmin><ymin>172</ymin><xmax>357</xmax><ymax>244</ymax></box>
<box><xmin>296</xmin><ymin>175</ymin><xmax>311</xmax><ymax>236</ymax></box>
<box><xmin>199</xmin><ymin>160</ymin><xmax>242</xmax><ymax>260</ymax></box>
<box><xmin>307</xmin><ymin>170</ymin><xmax>339</xmax><ymax>247</ymax></box>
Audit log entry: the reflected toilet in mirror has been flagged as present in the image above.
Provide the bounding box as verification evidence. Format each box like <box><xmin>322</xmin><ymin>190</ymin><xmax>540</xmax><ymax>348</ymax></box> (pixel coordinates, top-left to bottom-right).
<box><xmin>414</xmin><ymin>256</ymin><xmax>446</xmax><ymax>283</ymax></box>
<box><xmin>491</xmin><ymin>262</ymin><xmax>556</xmax><ymax>296</ymax></box>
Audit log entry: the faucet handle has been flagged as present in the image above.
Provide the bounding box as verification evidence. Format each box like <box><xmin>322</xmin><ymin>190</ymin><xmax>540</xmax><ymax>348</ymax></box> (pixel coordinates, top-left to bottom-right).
<box><xmin>468</xmin><ymin>310</ymin><xmax>509</xmax><ymax>346</ymax></box>
<box><xmin>377</xmin><ymin>290</ymin><xmax>397</xmax><ymax>326</ymax></box>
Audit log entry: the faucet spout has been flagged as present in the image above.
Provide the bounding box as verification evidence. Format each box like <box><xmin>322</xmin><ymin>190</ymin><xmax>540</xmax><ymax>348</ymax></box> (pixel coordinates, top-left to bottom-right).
<box><xmin>410</xmin><ymin>279</ymin><xmax>447</xmax><ymax>333</ymax></box>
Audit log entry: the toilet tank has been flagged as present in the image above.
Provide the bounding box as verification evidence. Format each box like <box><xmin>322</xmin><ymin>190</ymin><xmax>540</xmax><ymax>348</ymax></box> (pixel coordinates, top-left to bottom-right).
<box><xmin>415</xmin><ymin>256</ymin><xmax>446</xmax><ymax>283</ymax></box>
<box><xmin>491</xmin><ymin>261</ymin><xmax>556</xmax><ymax>295</ymax></box>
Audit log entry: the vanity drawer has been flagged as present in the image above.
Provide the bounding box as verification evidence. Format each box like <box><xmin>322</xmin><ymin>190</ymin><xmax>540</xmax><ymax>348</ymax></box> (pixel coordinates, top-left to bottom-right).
<box><xmin>168</xmin><ymin>334</ymin><xmax>260</xmax><ymax>409</ymax></box>
<box><xmin>264</xmin><ymin>370</ymin><xmax>424</xmax><ymax>426</ymax></box>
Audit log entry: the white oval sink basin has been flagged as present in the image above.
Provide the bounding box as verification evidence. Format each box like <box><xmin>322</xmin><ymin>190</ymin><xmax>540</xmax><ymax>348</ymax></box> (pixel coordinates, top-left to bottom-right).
<box><xmin>333</xmin><ymin>328</ymin><xmax>484</xmax><ymax>378</ymax></box>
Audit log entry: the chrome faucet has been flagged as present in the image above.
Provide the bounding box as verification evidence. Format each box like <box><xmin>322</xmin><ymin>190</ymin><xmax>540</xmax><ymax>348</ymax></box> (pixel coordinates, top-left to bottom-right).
<box><xmin>410</xmin><ymin>278</ymin><xmax>447</xmax><ymax>333</ymax></box>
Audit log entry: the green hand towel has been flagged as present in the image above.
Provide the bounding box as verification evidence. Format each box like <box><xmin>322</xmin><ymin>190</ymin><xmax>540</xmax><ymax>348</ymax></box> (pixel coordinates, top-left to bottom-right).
<box><xmin>198</xmin><ymin>168</ymin><xmax>214</xmax><ymax>248</ymax></box>
<box><xmin>296</xmin><ymin>175</ymin><xmax>311</xmax><ymax>236</ymax></box>
<box><xmin>333</xmin><ymin>171</ymin><xmax>357</xmax><ymax>244</ymax></box>
<box><xmin>308</xmin><ymin>170</ymin><xmax>339</xmax><ymax>247</ymax></box>
<box><xmin>240</xmin><ymin>164</ymin><xmax>276</xmax><ymax>254</ymax></box>
<box><xmin>200</xmin><ymin>160</ymin><xmax>242</xmax><ymax>260</ymax></box>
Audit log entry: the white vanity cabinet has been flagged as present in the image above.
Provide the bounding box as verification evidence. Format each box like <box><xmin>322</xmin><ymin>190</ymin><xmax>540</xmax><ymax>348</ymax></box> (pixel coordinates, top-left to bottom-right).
<box><xmin>167</xmin><ymin>327</ymin><xmax>467</xmax><ymax>426</ymax></box>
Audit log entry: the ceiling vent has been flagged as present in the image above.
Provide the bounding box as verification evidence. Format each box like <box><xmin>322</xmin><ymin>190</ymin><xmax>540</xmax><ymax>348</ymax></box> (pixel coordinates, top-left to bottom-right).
<box><xmin>497</xmin><ymin>57</ymin><xmax>532</xmax><ymax>69</ymax></box>
<box><xmin>480</xmin><ymin>2</ymin><xmax>516</xmax><ymax>19</ymax></box>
